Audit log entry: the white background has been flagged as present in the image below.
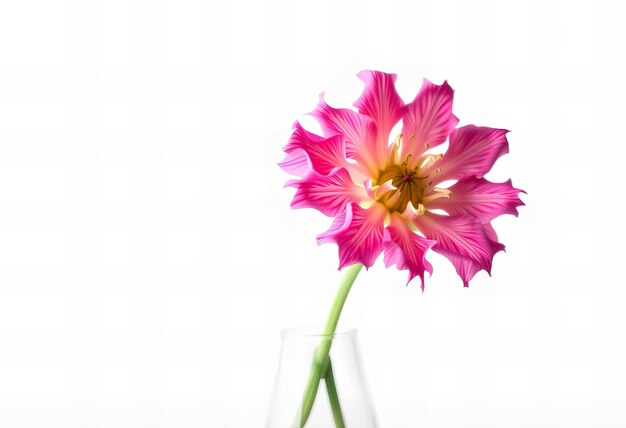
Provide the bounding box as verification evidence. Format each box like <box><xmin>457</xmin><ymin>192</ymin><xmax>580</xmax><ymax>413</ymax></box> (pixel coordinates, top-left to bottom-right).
<box><xmin>0</xmin><ymin>0</ymin><xmax>625</xmax><ymax>427</ymax></box>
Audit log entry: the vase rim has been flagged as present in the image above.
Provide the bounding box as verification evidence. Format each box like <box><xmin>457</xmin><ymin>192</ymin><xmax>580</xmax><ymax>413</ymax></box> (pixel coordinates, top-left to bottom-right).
<box><xmin>280</xmin><ymin>325</ymin><xmax>357</xmax><ymax>340</ymax></box>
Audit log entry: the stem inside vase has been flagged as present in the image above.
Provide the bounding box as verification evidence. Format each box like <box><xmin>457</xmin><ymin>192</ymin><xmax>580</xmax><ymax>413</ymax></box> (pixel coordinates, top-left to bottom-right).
<box><xmin>292</xmin><ymin>263</ymin><xmax>363</xmax><ymax>428</ymax></box>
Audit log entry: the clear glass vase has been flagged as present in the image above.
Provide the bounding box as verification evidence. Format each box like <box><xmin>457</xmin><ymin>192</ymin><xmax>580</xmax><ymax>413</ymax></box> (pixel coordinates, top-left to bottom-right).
<box><xmin>266</xmin><ymin>327</ymin><xmax>378</xmax><ymax>428</ymax></box>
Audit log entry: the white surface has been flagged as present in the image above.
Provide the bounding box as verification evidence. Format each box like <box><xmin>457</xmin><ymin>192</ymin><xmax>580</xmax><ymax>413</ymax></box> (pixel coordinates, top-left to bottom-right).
<box><xmin>1</xmin><ymin>0</ymin><xmax>625</xmax><ymax>427</ymax></box>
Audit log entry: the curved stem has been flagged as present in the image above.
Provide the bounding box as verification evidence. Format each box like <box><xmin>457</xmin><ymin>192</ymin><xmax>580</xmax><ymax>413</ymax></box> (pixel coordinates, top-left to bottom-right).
<box><xmin>324</xmin><ymin>358</ymin><xmax>345</xmax><ymax>428</ymax></box>
<box><xmin>293</xmin><ymin>263</ymin><xmax>363</xmax><ymax>428</ymax></box>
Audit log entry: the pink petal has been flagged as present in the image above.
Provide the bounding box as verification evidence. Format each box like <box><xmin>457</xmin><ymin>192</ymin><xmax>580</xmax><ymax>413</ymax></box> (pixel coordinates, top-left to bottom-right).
<box><xmin>483</xmin><ymin>222</ymin><xmax>506</xmax><ymax>254</ymax></box>
<box><xmin>422</xmin><ymin>219</ymin><xmax>505</xmax><ymax>287</ymax></box>
<box><xmin>286</xmin><ymin>168</ymin><xmax>363</xmax><ymax>217</ymax></box>
<box><xmin>433</xmin><ymin>125</ymin><xmax>509</xmax><ymax>183</ymax></box>
<box><xmin>316</xmin><ymin>205</ymin><xmax>352</xmax><ymax>246</ymax></box>
<box><xmin>278</xmin><ymin>148</ymin><xmax>309</xmax><ymax>177</ymax></box>
<box><xmin>310</xmin><ymin>94</ymin><xmax>379</xmax><ymax>173</ymax></box>
<box><xmin>415</xmin><ymin>213</ymin><xmax>493</xmax><ymax>270</ymax></box>
<box><xmin>353</xmin><ymin>70</ymin><xmax>405</xmax><ymax>158</ymax></box>
<box><xmin>434</xmin><ymin>251</ymin><xmax>482</xmax><ymax>287</ymax></box>
<box><xmin>283</xmin><ymin>122</ymin><xmax>348</xmax><ymax>176</ymax></box>
<box><xmin>401</xmin><ymin>79</ymin><xmax>459</xmax><ymax>160</ymax></box>
<box><xmin>383</xmin><ymin>214</ymin><xmax>435</xmax><ymax>290</ymax></box>
<box><xmin>428</xmin><ymin>177</ymin><xmax>526</xmax><ymax>222</ymax></box>
<box><xmin>317</xmin><ymin>202</ymin><xmax>387</xmax><ymax>269</ymax></box>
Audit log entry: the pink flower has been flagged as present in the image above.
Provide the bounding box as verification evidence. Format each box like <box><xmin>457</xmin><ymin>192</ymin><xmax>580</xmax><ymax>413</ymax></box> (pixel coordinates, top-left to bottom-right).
<box><xmin>281</xmin><ymin>71</ymin><xmax>524</xmax><ymax>289</ymax></box>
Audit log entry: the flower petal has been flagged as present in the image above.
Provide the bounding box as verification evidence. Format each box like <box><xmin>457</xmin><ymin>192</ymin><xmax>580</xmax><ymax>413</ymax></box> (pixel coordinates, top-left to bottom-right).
<box><xmin>434</xmin><ymin>251</ymin><xmax>482</xmax><ymax>287</ymax></box>
<box><xmin>353</xmin><ymin>70</ymin><xmax>405</xmax><ymax>158</ymax></box>
<box><xmin>401</xmin><ymin>79</ymin><xmax>459</xmax><ymax>160</ymax></box>
<box><xmin>286</xmin><ymin>168</ymin><xmax>363</xmax><ymax>217</ymax></box>
<box><xmin>278</xmin><ymin>148</ymin><xmax>309</xmax><ymax>177</ymax></box>
<box><xmin>428</xmin><ymin>177</ymin><xmax>526</xmax><ymax>222</ymax></box>
<box><xmin>433</xmin><ymin>125</ymin><xmax>509</xmax><ymax>183</ymax></box>
<box><xmin>419</xmin><ymin>217</ymin><xmax>505</xmax><ymax>286</ymax></box>
<box><xmin>415</xmin><ymin>213</ymin><xmax>493</xmax><ymax>269</ymax></box>
<box><xmin>383</xmin><ymin>214</ymin><xmax>435</xmax><ymax>290</ymax></box>
<box><xmin>317</xmin><ymin>202</ymin><xmax>387</xmax><ymax>269</ymax></box>
<box><xmin>483</xmin><ymin>222</ymin><xmax>506</xmax><ymax>254</ymax></box>
<box><xmin>433</xmin><ymin>222</ymin><xmax>505</xmax><ymax>286</ymax></box>
<box><xmin>283</xmin><ymin>121</ymin><xmax>348</xmax><ymax>176</ymax></box>
<box><xmin>310</xmin><ymin>94</ymin><xmax>379</xmax><ymax>173</ymax></box>
<box><xmin>316</xmin><ymin>205</ymin><xmax>351</xmax><ymax>246</ymax></box>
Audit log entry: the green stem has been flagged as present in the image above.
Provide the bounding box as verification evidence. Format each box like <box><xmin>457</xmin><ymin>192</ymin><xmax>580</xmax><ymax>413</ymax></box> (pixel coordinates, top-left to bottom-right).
<box><xmin>293</xmin><ymin>263</ymin><xmax>363</xmax><ymax>428</ymax></box>
<box><xmin>324</xmin><ymin>358</ymin><xmax>345</xmax><ymax>428</ymax></box>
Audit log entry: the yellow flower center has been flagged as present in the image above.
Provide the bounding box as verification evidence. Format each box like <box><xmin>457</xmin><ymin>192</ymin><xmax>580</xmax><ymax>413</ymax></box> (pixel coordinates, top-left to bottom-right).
<box><xmin>375</xmin><ymin>163</ymin><xmax>429</xmax><ymax>213</ymax></box>
<box><xmin>370</xmin><ymin>134</ymin><xmax>450</xmax><ymax>217</ymax></box>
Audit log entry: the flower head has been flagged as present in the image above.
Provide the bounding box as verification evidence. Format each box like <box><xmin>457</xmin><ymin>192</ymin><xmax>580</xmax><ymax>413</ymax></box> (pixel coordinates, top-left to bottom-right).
<box><xmin>280</xmin><ymin>71</ymin><xmax>524</xmax><ymax>289</ymax></box>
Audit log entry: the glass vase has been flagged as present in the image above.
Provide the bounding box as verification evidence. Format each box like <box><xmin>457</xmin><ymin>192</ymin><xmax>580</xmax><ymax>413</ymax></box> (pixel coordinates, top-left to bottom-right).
<box><xmin>266</xmin><ymin>327</ymin><xmax>378</xmax><ymax>428</ymax></box>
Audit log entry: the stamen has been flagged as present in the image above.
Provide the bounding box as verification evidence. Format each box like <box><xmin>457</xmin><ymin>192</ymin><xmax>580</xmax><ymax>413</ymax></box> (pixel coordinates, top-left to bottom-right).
<box><xmin>434</xmin><ymin>187</ymin><xmax>451</xmax><ymax>196</ymax></box>
<box><xmin>400</xmin><ymin>201</ymin><xmax>426</xmax><ymax>220</ymax></box>
<box><xmin>386</xmin><ymin>190</ymin><xmax>402</xmax><ymax>207</ymax></box>
<box><xmin>419</xmin><ymin>154</ymin><xmax>440</xmax><ymax>169</ymax></box>
<box><xmin>422</xmin><ymin>187</ymin><xmax>452</xmax><ymax>204</ymax></box>
<box><xmin>374</xmin><ymin>179</ymin><xmax>397</xmax><ymax>199</ymax></box>
<box><xmin>389</xmin><ymin>134</ymin><xmax>403</xmax><ymax>164</ymax></box>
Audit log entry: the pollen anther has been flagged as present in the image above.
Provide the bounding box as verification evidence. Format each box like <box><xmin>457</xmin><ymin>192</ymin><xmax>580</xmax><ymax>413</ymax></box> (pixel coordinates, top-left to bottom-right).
<box><xmin>422</xmin><ymin>187</ymin><xmax>452</xmax><ymax>204</ymax></box>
